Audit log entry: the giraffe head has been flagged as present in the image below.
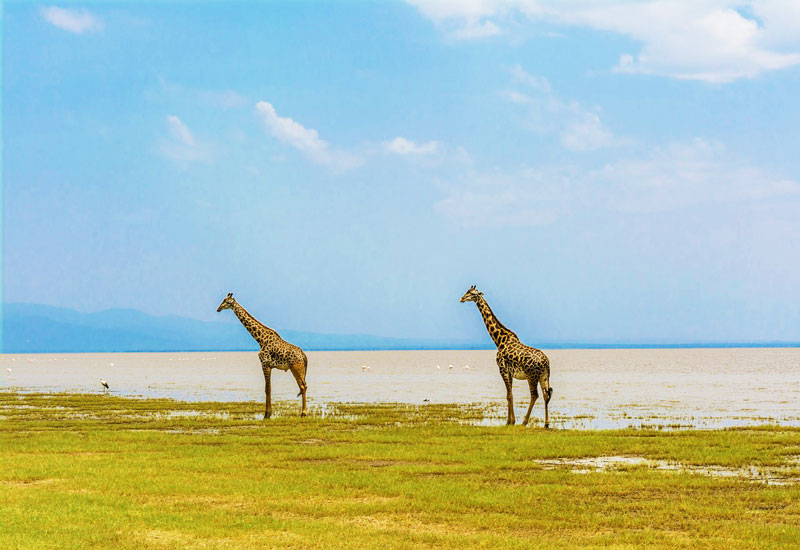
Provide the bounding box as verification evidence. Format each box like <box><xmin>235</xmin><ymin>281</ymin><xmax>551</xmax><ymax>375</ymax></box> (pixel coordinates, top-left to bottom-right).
<box><xmin>216</xmin><ymin>292</ymin><xmax>235</xmax><ymax>312</ymax></box>
<box><xmin>459</xmin><ymin>285</ymin><xmax>483</xmax><ymax>303</ymax></box>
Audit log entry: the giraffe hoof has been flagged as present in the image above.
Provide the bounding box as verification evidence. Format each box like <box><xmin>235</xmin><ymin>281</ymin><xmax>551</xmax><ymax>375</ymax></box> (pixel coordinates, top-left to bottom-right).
<box><xmin>544</xmin><ymin>423</ymin><xmax>549</xmax><ymax>429</ymax></box>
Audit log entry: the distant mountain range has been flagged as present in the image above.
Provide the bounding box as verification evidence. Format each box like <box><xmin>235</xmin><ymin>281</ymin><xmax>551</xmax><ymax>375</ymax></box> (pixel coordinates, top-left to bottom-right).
<box><xmin>1</xmin><ymin>303</ymin><xmax>482</xmax><ymax>353</ymax></box>
<box><xmin>2</xmin><ymin>303</ymin><xmax>796</xmax><ymax>354</ymax></box>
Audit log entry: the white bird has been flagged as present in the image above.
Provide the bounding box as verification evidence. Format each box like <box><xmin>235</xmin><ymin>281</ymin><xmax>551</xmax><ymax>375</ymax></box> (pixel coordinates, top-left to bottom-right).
<box><xmin>361</xmin><ymin>365</ymin><xmax>371</xmax><ymax>372</ymax></box>
<box><xmin>448</xmin><ymin>364</ymin><xmax>454</xmax><ymax>370</ymax></box>
<box><xmin>100</xmin><ymin>378</ymin><xmax>109</xmax><ymax>390</ymax></box>
<box><xmin>109</xmin><ymin>362</ymin><xmax>114</xmax><ymax>367</ymax></box>
<box><xmin>5</xmin><ymin>368</ymin><xmax>11</xmax><ymax>373</ymax></box>
<box><xmin>435</xmin><ymin>365</ymin><xmax>441</xmax><ymax>370</ymax></box>
<box><xmin>463</xmin><ymin>365</ymin><xmax>470</xmax><ymax>370</ymax></box>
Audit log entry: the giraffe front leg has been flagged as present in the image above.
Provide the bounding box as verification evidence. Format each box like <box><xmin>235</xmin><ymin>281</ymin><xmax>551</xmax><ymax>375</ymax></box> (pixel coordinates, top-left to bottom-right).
<box><xmin>259</xmin><ymin>351</ymin><xmax>272</xmax><ymax>420</ymax></box>
<box><xmin>264</xmin><ymin>367</ymin><xmax>272</xmax><ymax>419</ymax></box>
<box><xmin>497</xmin><ymin>355</ymin><xmax>515</xmax><ymax>425</ymax></box>
<box><xmin>503</xmin><ymin>374</ymin><xmax>515</xmax><ymax>426</ymax></box>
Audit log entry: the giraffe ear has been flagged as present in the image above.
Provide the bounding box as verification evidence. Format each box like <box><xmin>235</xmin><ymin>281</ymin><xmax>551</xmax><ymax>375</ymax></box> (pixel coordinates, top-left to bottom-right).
<box><xmin>478</xmin><ymin>291</ymin><xmax>484</xmax><ymax>296</ymax></box>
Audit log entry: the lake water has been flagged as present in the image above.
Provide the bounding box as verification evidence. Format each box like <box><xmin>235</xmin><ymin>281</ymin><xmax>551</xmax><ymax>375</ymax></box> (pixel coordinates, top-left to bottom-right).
<box><xmin>2</xmin><ymin>348</ymin><xmax>799</xmax><ymax>429</ymax></box>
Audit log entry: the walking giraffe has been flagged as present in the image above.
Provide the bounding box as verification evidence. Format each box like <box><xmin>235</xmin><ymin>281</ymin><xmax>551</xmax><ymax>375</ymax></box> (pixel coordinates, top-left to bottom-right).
<box><xmin>217</xmin><ymin>293</ymin><xmax>308</xmax><ymax>419</ymax></box>
<box><xmin>460</xmin><ymin>285</ymin><xmax>553</xmax><ymax>427</ymax></box>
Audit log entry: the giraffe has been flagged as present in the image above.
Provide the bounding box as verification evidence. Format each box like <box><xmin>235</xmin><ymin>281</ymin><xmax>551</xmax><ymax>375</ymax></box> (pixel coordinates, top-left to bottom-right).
<box><xmin>460</xmin><ymin>285</ymin><xmax>553</xmax><ymax>427</ymax></box>
<box><xmin>217</xmin><ymin>293</ymin><xmax>308</xmax><ymax>419</ymax></box>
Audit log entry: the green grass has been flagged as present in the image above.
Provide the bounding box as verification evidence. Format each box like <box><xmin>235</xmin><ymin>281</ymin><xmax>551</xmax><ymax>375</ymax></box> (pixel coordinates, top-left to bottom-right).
<box><xmin>1</xmin><ymin>392</ymin><xmax>799</xmax><ymax>549</ymax></box>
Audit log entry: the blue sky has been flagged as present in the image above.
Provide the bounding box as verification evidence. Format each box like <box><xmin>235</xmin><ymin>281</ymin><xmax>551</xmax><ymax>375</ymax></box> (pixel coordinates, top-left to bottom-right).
<box><xmin>3</xmin><ymin>1</ymin><xmax>799</xmax><ymax>344</ymax></box>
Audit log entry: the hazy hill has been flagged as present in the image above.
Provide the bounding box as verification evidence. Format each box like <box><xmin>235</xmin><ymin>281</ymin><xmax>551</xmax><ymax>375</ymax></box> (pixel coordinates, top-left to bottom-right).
<box><xmin>2</xmin><ymin>303</ymin><xmax>478</xmax><ymax>353</ymax></box>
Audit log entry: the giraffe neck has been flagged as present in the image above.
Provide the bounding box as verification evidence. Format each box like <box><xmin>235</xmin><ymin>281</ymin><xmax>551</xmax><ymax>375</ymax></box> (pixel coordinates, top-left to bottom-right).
<box><xmin>232</xmin><ymin>302</ymin><xmax>274</xmax><ymax>344</ymax></box>
<box><xmin>475</xmin><ymin>297</ymin><xmax>518</xmax><ymax>347</ymax></box>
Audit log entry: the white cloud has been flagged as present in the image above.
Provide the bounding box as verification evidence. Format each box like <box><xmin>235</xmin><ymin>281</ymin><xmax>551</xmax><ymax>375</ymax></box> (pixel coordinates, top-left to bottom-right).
<box><xmin>594</xmin><ymin>138</ymin><xmax>800</xmax><ymax>212</ymax></box>
<box><xmin>561</xmin><ymin>114</ymin><xmax>615</xmax><ymax>152</ymax></box>
<box><xmin>158</xmin><ymin>115</ymin><xmax>211</xmax><ymax>163</ymax></box>
<box><xmin>406</xmin><ymin>0</ymin><xmax>800</xmax><ymax>82</ymax></box>
<box><xmin>510</xmin><ymin>64</ymin><xmax>551</xmax><ymax>93</ymax></box>
<box><xmin>435</xmin><ymin>167</ymin><xmax>572</xmax><ymax>227</ymax></box>
<box><xmin>435</xmin><ymin>138</ymin><xmax>799</xmax><ymax>227</ymax></box>
<box><xmin>384</xmin><ymin>137</ymin><xmax>440</xmax><ymax>155</ymax></box>
<box><xmin>405</xmin><ymin>0</ymin><xmax>535</xmax><ymax>40</ymax></box>
<box><xmin>503</xmin><ymin>65</ymin><xmax>617</xmax><ymax>151</ymax></box>
<box><xmin>255</xmin><ymin>101</ymin><xmax>363</xmax><ymax>172</ymax></box>
<box><xmin>167</xmin><ymin>115</ymin><xmax>195</xmax><ymax>146</ymax></box>
<box><xmin>452</xmin><ymin>19</ymin><xmax>501</xmax><ymax>39</ymax></box>
<box><xmin>40</xmin><ymin>6</ymin><xmax>103</xmax><ymax>34</ymax></box>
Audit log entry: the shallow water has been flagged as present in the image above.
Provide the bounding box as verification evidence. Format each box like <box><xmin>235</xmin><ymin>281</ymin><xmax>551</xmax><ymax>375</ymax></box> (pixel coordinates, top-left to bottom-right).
<box><xmin>2</xmin><ymin>348</ymin><xmax>799</xmax><ymax>429</ymax></box>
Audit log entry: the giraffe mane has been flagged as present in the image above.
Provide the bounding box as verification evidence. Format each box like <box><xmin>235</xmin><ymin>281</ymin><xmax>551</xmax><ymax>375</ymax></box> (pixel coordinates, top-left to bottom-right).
<box><xmin>480</xmin><ymin>297</ymin><xmax>519</xmax><ymax>340</ymax></box>
<box><xmin>234</xmin><ymin>301</ymin><xmax>279</xmax><ymax>335</ymax></box>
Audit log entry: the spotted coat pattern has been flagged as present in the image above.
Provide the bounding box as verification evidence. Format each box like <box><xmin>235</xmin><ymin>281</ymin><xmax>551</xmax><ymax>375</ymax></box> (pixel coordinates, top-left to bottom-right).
<box><xmin>460</xmin><ymin>286</ymin><xmax>553</xmax><ymax>427</ymax></box>
<box><xmin>217</xmin><ymin>293</ymin><xmax>308</xmax><ymax>419</ymax></box>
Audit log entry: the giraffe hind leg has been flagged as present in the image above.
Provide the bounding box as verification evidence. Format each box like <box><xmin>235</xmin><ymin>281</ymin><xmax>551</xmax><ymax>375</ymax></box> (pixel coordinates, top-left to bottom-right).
<box><xmin>540</xmin><ymin>376</ymin><xmax>552</xmax><ymax>429</ymax></box>
<box><xmin>290</xmin><ymin>362</ymin><xmax>308</xmax><ymax>417</ymax></box>
<box><xmin>522</xmin><ymin>378</ymin><xmax>538</xmax><ymax>426</ymax></box>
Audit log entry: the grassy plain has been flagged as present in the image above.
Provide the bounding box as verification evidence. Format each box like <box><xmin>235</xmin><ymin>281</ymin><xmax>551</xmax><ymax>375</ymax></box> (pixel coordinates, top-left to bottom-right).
<box><xmin>1</xmin><ymin>392</ymin><xmax>799</xmax><ymax>549</ymax></box>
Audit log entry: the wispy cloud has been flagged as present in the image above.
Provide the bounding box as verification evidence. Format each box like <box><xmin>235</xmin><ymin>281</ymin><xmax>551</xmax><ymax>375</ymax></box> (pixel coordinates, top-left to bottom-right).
<box><xmin>435</xmin><ymin>167</ymin><xmax>567</xmax><ymax>227</ymax></box>
<box><xmin>158</xmin><ymin>115</ymin><xmax>212</xmax><ymax>163</ymax></box>
<box><xmin>406</xmin><ymin>1</ymin><xmax>800</xmax><ymax>82</ymax></box>
<box><xmin>594</xmin><ymin>138</ymin><xmax>800</xmax><ymax>212</ymax></box>
<box><xmin>167</xmin><ymin>115</ymin><xmax>195</xmax><ymax>147</ymax></box>
<box><xmin>157</xmin><ymin>77</ymin><xmax>249</xmax><ymax>110</ymax></box>
<box><xmin>435</xmin><ymin>138</ymin><xmax>799</xmax><ymax>227</ymax></box>
<box><xmin>404</xmin><ymin>0</ymin><xmax>508</xmax><ymax>41</ymax></box>
<box><xmin>502</xmin><ymin>65</ymin><xmax>617</xmax><ymax>151</ymax></box>
<box><xmin>255</xmin><ymin>101</ymin><xmax>363</xmax><ymax>172</ymax></box>
<box><xmin>40</xmin><ymin>6</ymin><xmax>103</xmax><ymax>34</ymax></box>
<box><xmin>451</xmin><ymin>18</ymin><xmax>500</xmax><ymax>40</ymax></box>
<box><xmin>383</xmin><ymin>137</ymin><xmax>440</xmax><ymax>155</ymax></box>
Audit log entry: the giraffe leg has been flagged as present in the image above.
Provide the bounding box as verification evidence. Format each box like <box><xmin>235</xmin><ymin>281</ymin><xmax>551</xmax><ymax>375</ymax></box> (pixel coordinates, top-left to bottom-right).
<box><xmin>503</xmin><ymin>375</ymin><xmax>515</xmax><ymax>425</ymax></box>
<box><xmin>541</xmin><ymin>376</ymin><xmax>552</xmax><ymax>429</ymax></box>
<box><xmin>522</xmin><ymin>378</ymin><xmax>538</xmax><ymax>426</ymax></box>
<box><xmin>258</xmin><ymin>351</ymin><xmax>272</xmax><ymax>420</ymax></box>
<box><xmin>290</xmin><ymin>363</ymin><xmax>308</xmax><ymax>417</ymax></box>
<box><xmin>496</xmin><ymin>356</ymin><xmax>515</xmax><ymax>425</ymax></box>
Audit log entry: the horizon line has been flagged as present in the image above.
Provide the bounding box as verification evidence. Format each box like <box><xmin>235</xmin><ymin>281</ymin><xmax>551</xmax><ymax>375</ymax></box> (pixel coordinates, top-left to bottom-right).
<box><xmin>3</xmin><ymin>342</ymin><xmax>799</xmax><ymax>355</ymax></box>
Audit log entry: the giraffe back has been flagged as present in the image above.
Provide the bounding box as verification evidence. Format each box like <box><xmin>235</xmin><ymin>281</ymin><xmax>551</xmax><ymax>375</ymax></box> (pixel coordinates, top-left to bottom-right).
<box><xmin>499</xmin><ymin>340</ymin><xmax>550</xmax><ymax>382</ymax></box>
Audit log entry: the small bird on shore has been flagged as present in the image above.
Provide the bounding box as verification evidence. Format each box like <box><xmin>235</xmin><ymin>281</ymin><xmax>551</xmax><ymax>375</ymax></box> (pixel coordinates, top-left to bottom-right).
<box><xmin>448</xmin><ymin>364</ymin><xmax>454</xmax><ymax>370</ymax></box>
<box><xmin>100</xmin><ymin>378</ymin><xmax>109</xmax><ymax>391</ymax></box>
<box><xmin>5</xmin><ymin>368</ymin><xmax>11</xmax><ymax>374</ymax></box>
<box><xmin>463</xmin><ymin>365</ymin><xmax>470</xmax><ymax>370</ymax></box>
<box><xmin>435</xmin><ymin>365</ymin><xmax>441</xmax><ymax>370</ymax></box>
<box><xmin>361</xmin><ymin>365</ymin><xmax>370</xmax><ymax>372</ymax></box>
